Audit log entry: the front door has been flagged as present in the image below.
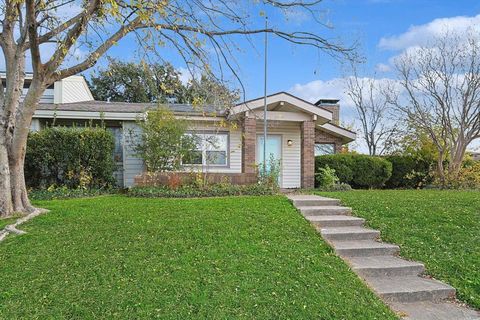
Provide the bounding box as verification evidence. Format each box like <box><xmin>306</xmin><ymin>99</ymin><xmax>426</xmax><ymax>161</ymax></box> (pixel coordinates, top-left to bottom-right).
<box><xmin>257</xmin><ymin>135</ymin><xmax>282</xmax><ymax>185</ymax></box>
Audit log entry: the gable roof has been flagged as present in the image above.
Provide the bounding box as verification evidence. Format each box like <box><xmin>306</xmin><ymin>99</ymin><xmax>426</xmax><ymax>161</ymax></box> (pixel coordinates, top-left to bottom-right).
<box><xmin>230</xmin><ymin>92</ymin><xmax>332</xmax><ymax>123</ymax></box>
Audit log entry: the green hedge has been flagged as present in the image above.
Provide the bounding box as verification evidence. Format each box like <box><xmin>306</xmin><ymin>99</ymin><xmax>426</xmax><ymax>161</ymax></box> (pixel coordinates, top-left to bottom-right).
<box><xmin>25</xmin><ymin>127</ymin><xmax>116</xmax><ymax>189</ymax></box>
<box><xmin>128</xmin><ymin>184</ymin><xmax>276</xmax><ymax>198</ymax></box>
<box><xmin>315</xmin><ymin>154</ymin><xmax>392</xmax><ymax>189</ymax></box>
<box><xmin>384</xmin><ymin>155</ymin><xmax>433</xmax><ymax>189</ymax></box>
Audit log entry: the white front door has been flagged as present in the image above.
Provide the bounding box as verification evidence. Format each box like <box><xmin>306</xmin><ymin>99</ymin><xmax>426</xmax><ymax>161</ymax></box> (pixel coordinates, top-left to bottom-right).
<box><xmin>257</xmin><ymin>135</ymin><xmax>282</xmax><ymax>185</ymax></box>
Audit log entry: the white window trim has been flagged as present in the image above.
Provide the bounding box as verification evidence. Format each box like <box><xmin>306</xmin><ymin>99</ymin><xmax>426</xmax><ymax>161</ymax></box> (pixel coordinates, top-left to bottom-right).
<box><xmin>183</xmin><ymin>131</ymin><xmax>230</xmax><ymax>168</ymax></box>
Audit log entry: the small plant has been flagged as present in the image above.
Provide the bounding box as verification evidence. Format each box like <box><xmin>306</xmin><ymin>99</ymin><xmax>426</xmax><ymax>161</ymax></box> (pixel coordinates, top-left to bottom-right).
<box><xmin>315</xmin><ymin>165</ymin><xmax>339</xmax><ymax>188</ymax></box>
<box><xmin>257</xmin><ymin>154</ymin><xmax>281</xmax><ymax>190</ymax></box>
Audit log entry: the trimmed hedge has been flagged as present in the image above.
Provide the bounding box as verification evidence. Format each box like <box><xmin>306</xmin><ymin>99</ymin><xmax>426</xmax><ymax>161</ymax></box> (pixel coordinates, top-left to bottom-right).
<box><xmin>315</xmin><ymin>154</ymin><xmax>392</xmax><ymax>189</ymax></box>
<box><xmin>128</xmin><ymin>184</ymin><xmax>276</xmax><ymax>198</ymax></box>
<box><xmin>384</xmin><ymin>155</ymin><xmax>433</xmax><ymax>189</ymax></box>
<box><xmin>25</xmin><ymin>127</ymin><xmax>116</xmax><ymax>189</ymax></box>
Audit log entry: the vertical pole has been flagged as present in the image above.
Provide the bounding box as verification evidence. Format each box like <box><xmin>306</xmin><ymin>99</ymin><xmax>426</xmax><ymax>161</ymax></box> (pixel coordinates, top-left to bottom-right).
<box><xmin>263</xmin><ymin>17</ymin><xmax>268</xmax><ymax>174</ymax></box>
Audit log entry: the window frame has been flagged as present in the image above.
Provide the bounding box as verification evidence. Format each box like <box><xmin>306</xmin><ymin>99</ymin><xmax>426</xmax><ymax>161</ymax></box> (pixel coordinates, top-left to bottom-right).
<box><xmin>183</xmin><ymin>131</ymin><xmax>230</xmax><ymax>168</ymax></box>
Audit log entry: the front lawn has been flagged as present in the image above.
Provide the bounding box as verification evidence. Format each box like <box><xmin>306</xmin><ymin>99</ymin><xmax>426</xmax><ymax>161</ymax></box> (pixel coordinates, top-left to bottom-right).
<box><xmin>0</xmin><ymin>196</ymin><xmax>396</xmax><ymax>319</ymax></box>
<box><xmin>317</xmin><ymin>190</ymin><xmax>480</xmax><ymax>309</ymax></box>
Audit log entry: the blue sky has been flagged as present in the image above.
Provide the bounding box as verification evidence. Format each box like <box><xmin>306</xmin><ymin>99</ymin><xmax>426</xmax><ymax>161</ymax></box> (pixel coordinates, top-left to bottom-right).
<box><xmin>98</xmin><ymin>0</ymin><xmax>480</xmax><ymax>101</ymax></box>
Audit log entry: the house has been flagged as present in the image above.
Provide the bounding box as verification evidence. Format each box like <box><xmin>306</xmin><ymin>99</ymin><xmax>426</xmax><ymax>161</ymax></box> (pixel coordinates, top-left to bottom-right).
<box><xmin>25</xmin><ymin>75</ymin><xmax>355</xmax><ymax>189</ymax></box>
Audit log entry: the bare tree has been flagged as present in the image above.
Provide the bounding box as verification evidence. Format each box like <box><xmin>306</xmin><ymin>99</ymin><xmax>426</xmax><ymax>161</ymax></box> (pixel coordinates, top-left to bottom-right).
<box><xmin>392</xmin><ymin>30</ymin><xmax>480</xmax><ymax>183</ymax></box>
<box><xmin>0</xmin><ymin>0</ymin><xmax>355</xmax><ymax>217</ymax></box>
<box><xmin>346</xmin><ymin>65</ymin><xmax>397</xmax><ymax>156</ymax></box>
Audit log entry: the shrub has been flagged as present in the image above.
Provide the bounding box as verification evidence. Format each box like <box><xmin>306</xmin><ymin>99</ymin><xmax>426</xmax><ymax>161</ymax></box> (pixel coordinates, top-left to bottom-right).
<box><xmin>316</xmin><ymin>183</ymin><xmax>352</xmax><ymax>192</ymax></box>
<box><xmin>315</xmin><ymin>154</ymin><xmax>354</xmax><ymax>185</ymax></box>
<box><xmin>25</xmin><ymin>126</ymin><xmax>116</xmax><ymax>189</ymax></box>
<box><xmin>315</xmin><ymin>165</ymin><xmax>339</xmax><ymax>188</ymax></box>
<box><xmin>315</xmin><ymin>154</ymin><xmax>392</xmax><ymax>189</ymax></box>
<box><xmin>258</xmin><ymin>154</ymin><xmax>281</xmax><ymax>191</ymax></box>
<box><xmin>132</xmin><ymin>107</ymin><xmax>197</xmax><ymax>172</ymax></box>
<box><xmin>384</xmin><ymin>155</ymin><xmax>433</xmax><ymax>189</ymax></box>
<box><xmin>128</xmin><ymin>183</ymin><xmax>276</xmax><ymax>198</ymax></box>
<box><xmin>450</xmin><ymin>162</ymin><xmax>480</xmax><ymax>189</ymax></box>
<box><xmin>29</xmin><ymin>186</ymin><xmax>117</xmax><ymax>201</ymax></box>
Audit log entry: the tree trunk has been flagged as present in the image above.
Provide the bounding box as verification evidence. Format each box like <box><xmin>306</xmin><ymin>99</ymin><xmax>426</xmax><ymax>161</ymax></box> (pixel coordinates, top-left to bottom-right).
<box><xmin>0</xmin><ymin>79</ymin><xmax>45</xmax><ymax>217</ymax></box>
<box><xmin>0</xmin><ymin>134</ymin><xmax>13</xmax><ymax>217</ymax></box>
<box><xmin>448</xmin><ymin>139</ymin><xmax>467</xmax><ymax>178</ymax></box>
<box><xmin>436</xmin><ymin>151</ymin><xmax>446</xmax><ymax>187</ymax></box>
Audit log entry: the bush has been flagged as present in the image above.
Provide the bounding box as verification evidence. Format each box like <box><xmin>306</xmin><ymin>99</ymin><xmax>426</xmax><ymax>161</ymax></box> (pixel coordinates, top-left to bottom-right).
<box><xmin>316</xmin><ymin>183</ymin><xmax>352</xmax><ymax>192</ymax></box>
<box><xmin>128</xmin><ymin>183</ymin><xmax>276</xmax><ymax>198</ymax></box>
<box><xmin>29</xmin><ymin>186</ymin><xmax>117</xmax><ymax>201</ymax></box>
<box><xmin>315</xmin><ymin>165</ymin><xmax>339</xmax><ymax>188</ymax></box>
<box><xmin>315</xmin><ymin>154</ymin><xmax>392</xmax><ymax>189</ymax></box>
<box><xmin>450</xmin><ymin>162</ymin><xmax>480</xmax><ymax>189</ymax></box>
<box><xmin>25</xmin><ymin>126</ymin><xmax>116</xmax><ymax>189</ymax></box>
<box><xmin>384</xmin><ymin>155</ymin><xmax>433</xmax><ymax>189</ymax></box>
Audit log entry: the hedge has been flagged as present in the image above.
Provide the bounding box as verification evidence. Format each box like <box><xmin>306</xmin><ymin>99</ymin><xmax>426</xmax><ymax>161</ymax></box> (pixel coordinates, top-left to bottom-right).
<box><xmin>128</xmin><ymin>184</ymin><xmax>276</xmax><ymax>198</ymax></box>
<box><xmin>25</xmin><ymin>126</ymin><xmax>116</xmax><ymax>189</ymax></box>
<box><xmin>384</xmin><ymin>155</ymin><xmax>433</xmax><ymax>189</ymax></box>
<box><xmin>315</xmin><ymin>154</ymin><xmax>392</xmax><ymax>189</ymax></box>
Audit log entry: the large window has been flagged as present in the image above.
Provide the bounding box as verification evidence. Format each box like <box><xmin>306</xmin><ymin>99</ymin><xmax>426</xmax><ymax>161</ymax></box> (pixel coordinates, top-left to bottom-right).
<box><xmin>315</xmin><ymin>143</ymin><xmax>335</xmax><ymax>156</ymax></box>
<box><xmin>184</xmin><ymin>132</ymin><xmax>229</xmax><ymax>166</ymax></box>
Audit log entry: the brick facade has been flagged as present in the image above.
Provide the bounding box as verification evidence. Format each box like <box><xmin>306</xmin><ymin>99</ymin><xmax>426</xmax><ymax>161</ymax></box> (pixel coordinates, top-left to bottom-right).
<box><xmin>315</xmin><ymin>129</ymin><xmax>343</xmax><ymax>153</ymax></box>
<box><xmin>301</xmin><ymin>120</ymin><xmax>315</xmax><ymax>188</ymax></box>
<box><xmin>319</xmin><ymin>104</ymin><xmax>340</xmax><ymax>125</ymax></box>
<box><xmin>242</xmin><ymin>116</ymin><xmax>257</xmax><ymax>174</ymax></box>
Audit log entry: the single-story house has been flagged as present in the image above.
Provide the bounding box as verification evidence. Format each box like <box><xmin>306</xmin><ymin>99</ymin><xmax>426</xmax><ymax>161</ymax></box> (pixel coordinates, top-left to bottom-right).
<box><xmin>26</xmin><ymin>75</ymin><xmax>356</xmax><ymax>189</ymax></box>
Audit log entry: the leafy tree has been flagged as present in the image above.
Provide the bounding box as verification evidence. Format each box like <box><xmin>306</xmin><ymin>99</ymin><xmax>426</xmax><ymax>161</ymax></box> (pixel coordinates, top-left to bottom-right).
<box><xmin>133</xmin><ymin>107</ymin><xmax>197</xmax><ymax>172</ymax></box>
<box><xmin>88</xmin><ymin>59</ymin><xmax>185</xmax><ymax>103</ymax></box>
<box><xmin>0</xmin><ymin>0</ymin><xmax>353</xmax><ymax>217</ymax></box>
<box><xmin>89</xmin><ymin>59</ymin><xmax>240</xmax><ymax>108</ymax></box>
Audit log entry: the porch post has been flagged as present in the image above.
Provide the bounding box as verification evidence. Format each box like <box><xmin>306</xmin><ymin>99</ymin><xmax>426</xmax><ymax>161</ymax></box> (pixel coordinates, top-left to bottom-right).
<box><xmin>242</xmin><ymin>116</ymin><xmax>257</xmax><ymax>174</ymax></box>
<box><xmin>301</xmin><ymin>120</ymin><xmax>315</xmax><ymax>189</ymax></box>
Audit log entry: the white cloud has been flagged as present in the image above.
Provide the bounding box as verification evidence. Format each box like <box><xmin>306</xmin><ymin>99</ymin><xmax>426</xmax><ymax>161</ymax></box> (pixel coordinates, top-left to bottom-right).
<box><xmin>379</xmin><ymin>14</ymin><xmax>480</xmax><ymax>51</ymax></box>
<box><xmin>375</xmin><ymin>63</ymin><xmax>392</xmax><ymax>73</ymax></box>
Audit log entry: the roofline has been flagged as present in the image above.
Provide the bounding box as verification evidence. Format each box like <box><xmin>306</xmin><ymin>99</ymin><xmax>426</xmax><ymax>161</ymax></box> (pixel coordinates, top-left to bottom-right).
<box><xmin>317</xmin><ymin>123</ymin><xmax>356</xmax><ymax>143</ymax></box>
<box><xmin>231</xmin><ymin>91</ymin><xmax>333</xmax><ymax>124</ymax></box>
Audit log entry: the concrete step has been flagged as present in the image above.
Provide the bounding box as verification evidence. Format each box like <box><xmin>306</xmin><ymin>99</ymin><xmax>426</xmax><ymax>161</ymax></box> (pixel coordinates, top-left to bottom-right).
<box><xmin>330</xmin><ymin>240</ymin><xmax>400</xmax><ymax>257</ymax></box>
<box><xmin>365</xmin><ymin>276</ymin><xmax>456</xmax><ymax>303</ymax></box>
<box><xmin>288</xmin><ymin>195</ymin><xmax>341</xmax><ymax>207</ymax></box>
<box><xmin>299</xmin><ymin>206</ymin><xmax>352</xmax><ymax>216</ymax></box>
<box><xmin>307</xmin><ymin>215</ymin><xmax>365</xmax><ymax>227</ymax></box>
<box><xmin>389</xmin><ymin>301</ymin><xmax>480</xmax><ymax>320</ymax></box>
<box><xmin>320</xmin><ymin>226</ymin><xmax>380</xmax><ymax>241</ymax></box>
<box><xmin>346</xmin><ymin>256</ymin><xmax>425</xmax><ymax>277</ymax></box>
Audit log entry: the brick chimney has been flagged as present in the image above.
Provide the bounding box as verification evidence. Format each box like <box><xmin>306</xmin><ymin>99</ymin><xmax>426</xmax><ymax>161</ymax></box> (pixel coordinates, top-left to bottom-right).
<box><xmin>315</xmin><ymin>99</ymin><xmax>340</xmax><ymax>125</ymax></box>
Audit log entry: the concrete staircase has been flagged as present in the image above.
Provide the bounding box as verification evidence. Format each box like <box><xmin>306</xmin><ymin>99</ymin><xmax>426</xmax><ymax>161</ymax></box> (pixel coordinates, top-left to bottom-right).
<box><xmin>288</xmin><ymin>194</ymin><xmax>480</xmax><ymax>320</ymax></box>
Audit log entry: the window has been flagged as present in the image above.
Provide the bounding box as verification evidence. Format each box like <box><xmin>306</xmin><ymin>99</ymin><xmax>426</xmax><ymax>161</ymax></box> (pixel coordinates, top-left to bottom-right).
<box><xmin>184</xmin><ymin>132</ymin><xmax>229</xmax><ymax>166</ymax></box>
<box><xmin>315</xmin><ymin>143</ymin><xmax>335</xmax><ymax>156</ymax></box>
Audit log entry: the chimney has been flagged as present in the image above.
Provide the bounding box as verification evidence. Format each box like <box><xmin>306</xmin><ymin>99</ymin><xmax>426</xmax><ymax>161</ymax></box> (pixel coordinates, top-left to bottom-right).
<box><xmin>314</xmin><ymin>99</ymin><xmax>340</xmax><ymax>125</ymax></box>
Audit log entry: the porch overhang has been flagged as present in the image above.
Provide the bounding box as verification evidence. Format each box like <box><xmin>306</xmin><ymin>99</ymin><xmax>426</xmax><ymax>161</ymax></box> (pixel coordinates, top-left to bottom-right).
<box><xmin>229</xmin><ymin>92</ymin><xmax>332</xmax><ymax>125</ymax></box>
<box><xmin>318</xmin><ymin>123</ymin><xmax>356</xmax><ymax>143</ymax></box>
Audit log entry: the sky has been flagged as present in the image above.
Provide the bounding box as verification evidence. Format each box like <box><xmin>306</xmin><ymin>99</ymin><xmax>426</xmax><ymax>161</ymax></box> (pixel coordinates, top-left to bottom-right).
<box><xmin>2</xmin><ymin>0</ymin><xmax>479</xmax><ymax>151</ymax></box>
<box><xmin>98</xmin><ymin>1</ymin><xmax>480</xmax><ymax>152</ymax></box>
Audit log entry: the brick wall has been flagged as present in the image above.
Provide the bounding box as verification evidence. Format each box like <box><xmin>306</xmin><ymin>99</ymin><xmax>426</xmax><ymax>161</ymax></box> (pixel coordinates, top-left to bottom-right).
<box><xmin>319</xmin><ymin>104</ymin><xmax>340</xmax><ymax>125</ymax></box>
<box><xmin>315</xmin><ymin>129</ymin><xmax>343</xmax><ymax>153</ymax></box>
<box><xmin>242</xmin><ymin>116</ymin><xmax>257</xmax><ymax>173</ymax></box>
<box><xmin>301</xmin><ymin>120</ymin><xmax>315</xmax><ymax>188</ymax></box>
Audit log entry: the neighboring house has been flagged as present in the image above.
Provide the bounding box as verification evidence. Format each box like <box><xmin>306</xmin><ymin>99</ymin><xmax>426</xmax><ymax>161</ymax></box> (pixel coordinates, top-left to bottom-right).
<box><xmin>20</xmin><ymin>75</ymin><xmax>355</xmax><ymax>189</ymax></box>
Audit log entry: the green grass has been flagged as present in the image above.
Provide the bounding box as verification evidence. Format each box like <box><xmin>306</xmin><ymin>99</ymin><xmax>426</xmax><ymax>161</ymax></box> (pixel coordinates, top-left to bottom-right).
<box><xmin>0</xmin><ymin>195</ymin><xmax>397</xmax><ymax>319</ymax></box>
<box><xmin>0</xmin><ymin>214</ymin><xmax>21</xmax><ymax>230</ymax></box>
<box><xmin>316</xmin><ymin>190</ymin><xmax>480</xmax><ymax>309</ymax></box>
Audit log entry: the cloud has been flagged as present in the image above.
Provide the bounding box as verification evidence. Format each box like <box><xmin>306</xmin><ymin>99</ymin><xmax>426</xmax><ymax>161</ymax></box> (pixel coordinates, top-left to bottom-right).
<box><xmin>375</xmin><ymin>63</ymin><xmax>392</xmax><ymax>73</ymax></box>
<box><xmin>379</xmin><ymin>14</ymin><xmax>480</xmax><ymax>51</ymax></box>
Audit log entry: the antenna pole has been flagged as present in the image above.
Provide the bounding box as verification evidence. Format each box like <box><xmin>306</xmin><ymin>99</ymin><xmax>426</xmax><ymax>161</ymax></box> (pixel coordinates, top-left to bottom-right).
<box><xmin>263</xmin><ymin>16</ymin><xmax>268</xmax><ymax>175</ymax></box>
